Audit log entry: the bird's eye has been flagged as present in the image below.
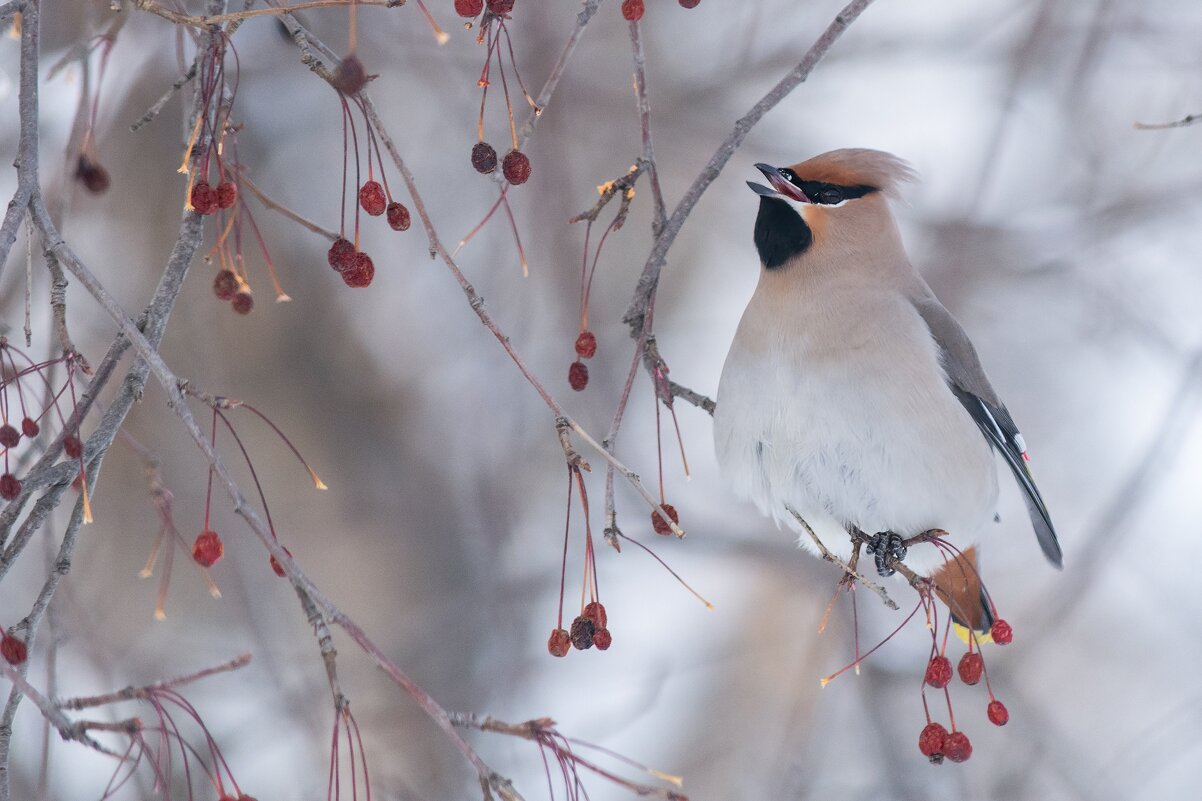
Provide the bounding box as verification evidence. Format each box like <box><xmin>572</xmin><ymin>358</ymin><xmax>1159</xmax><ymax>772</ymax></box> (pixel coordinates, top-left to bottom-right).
<box><xmin>818</xmin><ymin>186</ymin><xmax>843</xmax><ymax>205</ymax></box>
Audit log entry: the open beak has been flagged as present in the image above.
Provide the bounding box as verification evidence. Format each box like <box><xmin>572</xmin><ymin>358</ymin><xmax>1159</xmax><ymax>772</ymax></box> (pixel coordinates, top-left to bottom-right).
<box><xmin>748</xmin><ymin>163</ymin><xmax>810</xmax><ymax>204</ymax></box>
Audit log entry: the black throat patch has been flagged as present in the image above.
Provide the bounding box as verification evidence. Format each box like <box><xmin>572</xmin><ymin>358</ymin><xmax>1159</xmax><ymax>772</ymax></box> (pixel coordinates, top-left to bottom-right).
<box><xmin>754</xmin><ymin>197</ymin><xmax>812</xmax><ymax>269</ymax></box>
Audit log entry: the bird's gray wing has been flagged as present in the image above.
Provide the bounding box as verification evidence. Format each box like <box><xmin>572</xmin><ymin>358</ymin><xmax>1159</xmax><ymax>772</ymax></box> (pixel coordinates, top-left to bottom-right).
<box><xmin>911</xmin><ymin>285</ymin><xmax>1064</xmax><ymax>568</ymax></box>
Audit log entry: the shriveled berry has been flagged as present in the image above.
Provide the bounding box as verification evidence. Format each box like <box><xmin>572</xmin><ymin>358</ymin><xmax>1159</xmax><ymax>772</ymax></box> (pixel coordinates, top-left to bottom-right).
<box><xmin>471</xmin><ymin>142</ymin><xmax>498</xmax><ymax>174</ymax></box>
<box><xmin>332</xmin><ymin>54</ymin><xmax>368</xmax><ymax>95</ymax></box>
<box><xmin>593</xmin><ymin>628</ymin><xmax>612</xmax><ymax>650</ymax></box>
<box><xmin>21</xmin><ymin>418</ymin><xmax>39</xmax><ymax>438</ymax></box>
<box><xmin>487</xmin><ymin>0</ymin><xmax>515</xmax><ymax>14</ymax></box>
<box><xmin>990</xmin><ymin>619</ymin><xmax>1013</xmax><ymax>645</ymax></box>
<box><xmin>358</xmin><ymin>180</ymin><xmax>386</xmax><ymax>216</ymax></box>
<box><xmin>678</xmin><ymin>0</ymin><xmax>701</xmax><ymax>7</ymax></box>
<box><xmin>987</xmin><ymin>699</ymin><xmax>1009</xmax><ymax>726</ymax></box>
<box><xmin>328</xmin><ymin>238</ymin><xmax>356</xmax><ymax>272</ymax></box>
<box><xmin>63</xmin><ymin>434</ymin><xmax>83</xmax><ymax>459</ymax></box>
<box><xmin>0</xmin><ymin>424</ymin><xmax>19</xmax><ymax>448</ymax></box>
<box><xmin>943</xmin><ymin>731</ymin><xmax>972</xmax><ymax>763</ymax></box>
<box><xmin>575</xmin><ymin>331</ymin><xmax>597</xmax><ymax>359</ymax></box>
<box><xmin>957</xmin><ymin>651</ymin><xmax>983</xmax><ymax>685</ymax></box>
<box><xmin>455</xmin><ymin>0</ymin><xmax>484</xmax><ymax>17</ymax></box>
<box><xmin>918</xmin><ymin>722</ymin><xmax>948</xmax><ymax>761</ymax></box>
<box><xmin>583</xmin><ymin>601</ymin><xmax>607</xmax><ymax>630</ymax></box>
<box><xmin>1</xmin><ymin>633</ymin><xmax>27</xmax><ymax>665</ymax></box>
<box><xmin>651</xmin><ymin>503</ymin><xmax>679</xmax><ymax>535</ymax></box>
<box><xmin>568</xmin><ymin>360</ymin><xmax>589</xmax><ymax>391</ymax></box>
<box><xmin>232</xmin><ymin>291</ymin><xmax>254</xmax><ymax>315</ymax></box>
<box><xmin>75</xmin><ymin>156</ymin><xmax>111</xmax><ymax>194</ymax></box>
<box><xmin>0</xmin><ymin>473</ymin><xmax>20</xmax><ymax>501</ymax></box>
<box><xmin>621</xmin><ymin>0</ymin><xmax>644</xmax><ymax>21</ymax></box>
<box><xmin>386</xmin><ymin>201</ymin><xmax>411</xmax><ymax>231</ymax></box>
<box><xmin>502</xmin><ymin>149</ymin><xmax>531</xmax><ymax>185</ymax></box>
<box><xmin>548</xmin><ymin>627</ymin><xmax>571</xmax><ymax>657</ymax></box>
<box><xmin>269</xmin><ymin>546</ymin><xmax>293</xmax><ymax>578</ymax></box>
<box><xmin>192</xmin><ymin>530</ymin><xmax>224</xmax><ymax>567</ymax></box>
<box><xmin>216</xmin><ymin>180</ymin><xmax>238</xmax><ymax>209</ymax></box>
<box><xmin>342</xmin><ymin>252</ymin><xmax>375</xmax><ymax>288</ymax></box>
<box><xmin>213</xmin><ymin>269</ymin><xmax>239</xmax><ymax>301</ymax></box>
<box><xmin>924</xmin><ymin>655</ymin><xmax>953</xmax><ymax>688</ymax></box>
<box><xmin>570</xmin><ymin>615</ymin><xmax>595</xmax><ymax>650</ymax></box>
<box><xmin>190</xmin><ymin>181</ymin><xmax>217</xmax><ymax>214</ymax></box>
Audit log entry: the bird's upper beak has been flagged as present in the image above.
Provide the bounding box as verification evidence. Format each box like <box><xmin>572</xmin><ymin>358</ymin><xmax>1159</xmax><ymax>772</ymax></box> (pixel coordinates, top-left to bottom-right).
<box><xmin>747</xmin><ymin>163</ymin><xmax>811</xmax><ymax>204</ymax></box>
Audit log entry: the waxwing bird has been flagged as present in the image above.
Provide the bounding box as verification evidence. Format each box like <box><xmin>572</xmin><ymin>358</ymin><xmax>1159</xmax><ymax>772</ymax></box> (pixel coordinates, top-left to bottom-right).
<box><xmin>713</xmin><ymin>149</ymin><xmax>1062</xmax><ymax>627</ymax></box>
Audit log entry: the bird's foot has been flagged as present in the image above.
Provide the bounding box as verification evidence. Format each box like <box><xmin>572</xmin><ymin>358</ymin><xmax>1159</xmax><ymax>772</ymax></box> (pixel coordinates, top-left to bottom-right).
<box><xmin>863</xmin><ymin>531</ymin><xmax>908</xmax><ymax>577</ymax></box>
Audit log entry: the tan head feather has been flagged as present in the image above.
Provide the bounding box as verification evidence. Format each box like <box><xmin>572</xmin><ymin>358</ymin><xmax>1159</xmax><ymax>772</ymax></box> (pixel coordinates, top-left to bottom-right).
<box><xmin>787</xmin><ymin>149</ymin><xmax>916</xmax><ymax>198</ymax></box>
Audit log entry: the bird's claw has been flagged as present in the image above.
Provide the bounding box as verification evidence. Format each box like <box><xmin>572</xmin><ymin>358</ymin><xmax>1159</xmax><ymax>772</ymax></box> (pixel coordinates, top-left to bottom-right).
<box><xmin>863</xmin><ymin>531</ymin><xmax>907</xmax><ymax>577</ymax></box>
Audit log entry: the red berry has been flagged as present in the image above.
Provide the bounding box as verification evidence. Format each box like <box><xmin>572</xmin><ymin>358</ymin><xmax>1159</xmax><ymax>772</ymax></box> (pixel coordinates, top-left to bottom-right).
<box><xmin>918</xmin><ymin>722</ymin><xmax>948</xmax><ymax>760</ymax></box>
<box><xmin>1</xmin><ymin>633</ymin><xmax>27</xmax><ymax>665</ymax></box>
<box><xmin>358</xmin><ymin>180</ymin><xmax>386</xmax><ymax>216</ymax></box>
<box><xmin>63</xmin><ymin>434</ymin><xmax>83</xmax><ymax>459</ymax></box>
<box><xmin>232</xmin><ymin>291</ymin><xmax>254</xmax><ymax>315</ymax></box>
<box><xmin>943</xmin><ymin>731</ymin><xmax>972</xmax><ymax>763</ymax></box>
<box><xmin>678</xmin><ymin>0</ymin><xmax>701</xmax><ymax>7</ymax></box>
<box><xmin>471</xmin><ymin>142</ymin><xmax>498</xmax><ymax>174</ymax></box>
<box><xmin>990</xmin><ymin>619</ymin><xmax>1013</xmax><ymax>645</ymax></box>
<box><xmin>568</xmin><ymin>360</ymin><xmax>589</xmax><ymax>391</ymax></box>
<box><xmin>621</xmin><ymin>0</ymin><xmax>644</xmax><ymax>20</ymax></box>
<box><xmin>216</xmin><ymin>180</ymin><xmax>238</xmax><ymax>209</ymax></box>
<box><xmin>987</xmin><ymin>699</ymin><xmax>1009</xmax><ymax>726</ymax></box>
<box><xmin>924</xmin><ymin>655</ymin><xmax>953</xmax><ymax>688</ymax></box>
<box><xmin>332</xmin><ymin>54</ymin><xmax>368</xmax><ymax>95</ymax></box>
<box><xmin>269</xmin><ymin>546</ymin><xmax>293</xmax><ymax>578</ymax></box>
<box><xmin>575</xmin><ymin>331</ymin><xmax>597</xmax><ymax>359</ymax></box>
<box><xmin>342</xmin><ymin>252</ymin><xmax>375</xmax><ymax>288</ymax></box>
<box><xmin>570</xmin><ymin>615</ymin><xmax>595</xmax><ymax>650</ymax></box>
<box><xmin>213</xmin><ymin>269</ymin><xmax>239</xmax><ymax>301</ymax></box>
<box><xmin>21</xmin><ymin>418</ymin><xmax>39</xmax><ymax>438</ymax></box>
<box><xmin>957</xmin><ymin>651</ymin><xmax>983</xmax><ymax>685</ymax></box>
<box><xmin>328</xmin><ymin>238</ymin><xmax>356</xmax><ymax>272</ymax></box>
<box><xmin>0</xmin><ymin>424</ymin><xmax>19</xmax><ymax>448</ymax></box>
<box><xmin>502</xmin><ymin>149</ymin><xmax>531</xmax><ymax>185</ymax></box>
<box><xmin>593</xmin><ymin>628</ymin><xmax>612</xmax><ymax>650</ymax></box>
<box><xmin>192</xmin><ymin>530</ymin><xmax>224</xmax><ymax>567</ymax></box>
<box><xmin>486</xmin><ymin>0</ymin><xmax>515</xmax><ymax>14</ymax></box>
<box><xmin>455</xmin><ymin>0</ymin><xmax>483</xmax><ymax>17</ymax></box>
<box><xmin>548</xmin><ymin>627</ymin><xmax>570</xmax><ymax>657</ymax></box>
<box><xmin>583</xmin><ymin>601</ymin><xmax>607</xmax><ymax>630</ymax></box>
<box><xmin>75</xmin><ymin>156</ymin><xmax>110</xmax><ymax>194</ymax></box>
<box><xmin>190</xmin><ymin>181</ymin><xmax>217</xmax><ymax>215</ymax></box>
<box><xmin>0</xmin><ymin>473</ymin><xmax>20</xmax><ymax>501</ymax></box>
<box><xmin>386</xmin><ymin>201</ymin><xmax>411</xmax><ymax>231</ymax></box>
<box><xmin>651</xmin><ymin>503</ymin><xmax>679</xmax><ymax>535</ymax></box>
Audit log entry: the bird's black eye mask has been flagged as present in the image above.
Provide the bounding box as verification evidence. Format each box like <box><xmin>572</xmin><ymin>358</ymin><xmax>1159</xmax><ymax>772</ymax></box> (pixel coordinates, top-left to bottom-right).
<box><xmin>779</xmin><ymin>169</ymin><xmax>878</xmax><ymax>206</ymax></box>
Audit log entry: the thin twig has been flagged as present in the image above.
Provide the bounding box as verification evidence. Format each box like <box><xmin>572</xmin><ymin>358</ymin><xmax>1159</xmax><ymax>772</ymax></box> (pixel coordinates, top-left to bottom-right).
<box><xmin>235</xmin><ymin>167</ymin><xmax>339</xmax><ymax>241</ymax></box>
<box><xmin>59</xmin><ymin>654</ymin><xmax>252</xmax><ymax>711</ymax></box>
<box><xmin>1134</xmin><ymin>112</ymin><xmax>1201</xmax><ymax>130</ymax></box>
<box><xmin>786</xmin><ymin>506</ymin><xmax>898</xmax><ymax>611</ymax></box>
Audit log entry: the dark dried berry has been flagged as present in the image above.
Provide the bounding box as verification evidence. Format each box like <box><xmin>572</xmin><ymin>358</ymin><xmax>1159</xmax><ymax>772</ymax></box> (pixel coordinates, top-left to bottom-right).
<box><xmin>270</xmin><ymin>546</ymin><xmax>293</xmax><ymax>578</ymax></box>
<box><xmin>924</xmin><ymin>655</ymin><xmax>953</xmax><ymax>688</ymax></box>
<box><xmin>342</xmin><ymin>252</ymin><xmax>375</xmax><ymax>288</ymax></box>
<box><xmin>216</xmin><ymin>180</ymin><xmax>238</xmax><ymax>209</ymax></box>
<box><xmin>575</xmin><ymin>331</ymin><xmax>597</xmax><ymax>359</ymax></box>
<box><xmin>583</xmin><ymin>601</ymin><xmax>607</xmax><ymax>630</ymax></box>
<box><xmin>990</xmin><ymin>619</ymin><xmax>1013</xmax><ymax>645</ymax></box>
<box><xmin>918</xmin><ymin>722</ymin><xmax>948</xmax><ymax>760</ymax></box>
<box><xmin>193</xmin><ymin>530</ymin><xmax>224</xmax><ymax>567</ymax></box>
<box><xmin>386</xmin><ymin>201</ymin><xmax>411</xmax><ymax>231</ymax></box>
<box><xmin>957</xmin><ymin>651</ymin><xmax>983</xmax><ymax>685</ymax></box>
<box><xmin>332</xmin><ymin>54</ymin><xmax>368</xmax><ymax>95</ymax></box>
<box><xmin>358</xmin><ymin>180</ymin><xmax>386</xmax><ymax>216</ymax></box>
<box><xmin>21</xmin><ymin>418</ymin><xmax>39</xmax><ymax>439</ymax></box>
<box><xmin>593</xmin><ymin>628</ymin><xmax>612</xmax><ymax>650</ymax></box>
<box><xmin>547</xmin><ymin>627</ymin><xmax>571</xmax><ymax>657</ymax></box>
<box><xmin>190</xmin><ymin>181</ymin><xmax>217</xmax><ymax>215</ymax></box>
<box><xmin>487</xmin><ymin>0</ymin><xmax>515</xmax><ymax>14</ymax></box>
<box><xmin>678</xmin><ymin>0</ymin><xmax>701</xmax><ymax>7</ymax></box>
<box><xmin>987</xmin><ymin>700</ymin><xmax>1009</xmax><ymax>726</ymax></box>
<box><xmin>213</xmin><ymin>269</ymin><xmax>239</xmax><ymax>301</ymax></box>
<box><xmin>75</xmin><ymin>156</ymin><xmax>111</xmax><ymax>194</ymax></box>
<box><xmin>943</xmin><ymin>731</ymin><xmax>972</xmax><ymax>763</ymax></box>
<box><xmin>0</xmin><ymin>425</ymin><xmax>19</xmax><ymax>448</ymax></box>
<box><xmin>328</xmin><ymin>238</ymin><xmax>356</xmax><ymax>272</ymax></box>
<box><xmin>232</xmin><ymin>291</ymin><xmax>254</xmax><ymax>315</ymax></box>
<box><xmin>621</xmin><ymin>0</ymin><xmax>644</xmax><ymax>20</ymax></box>
<box><xmin>1</xmin><ymin>633</ymin><xmax>27</xmax><ymax>665</ymax></box>
<box><xmin>455</xmin><ymin>0</ymin><xmax>484</xmax><ymax>17</ymax></box>
<box><xmin>502</xmin><ymin>149</ymin><xmax>531</xmax><ymax>185</ymax></box>
<box><xmin>471</xmin><ymin>142</ymin><xmax>498</xmax><ymax>174</ymax></box>
<box><xmin>651</xmin><ymin>503</ymin><xmax>679</xmax><ymax>535</ymax></box>
<box><xmin>63</xmin><ymin>435</ymin><xmax>83</xmax><ymax>459</ymax></box>
<box><xmin>0</xmin><ymin>473</ymin><xmax>20</xmax><ymax>501</ymax></box>
<box><xmin>568</xmin><ymin>361</ymin><xmax>589</xmax><ymax>391</ymax></box>
<box><xmin>570</xmin><ymin>615</ymin><xmax>595</xmax><ymax>650</ymax></box>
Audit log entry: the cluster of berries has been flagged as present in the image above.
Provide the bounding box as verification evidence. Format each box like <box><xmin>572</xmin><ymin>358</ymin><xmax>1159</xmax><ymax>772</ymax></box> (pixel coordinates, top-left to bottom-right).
<box><xmin>567</xmin><ymin>331</ymin><xmax>596</xmax><ymax>391</ymax></box>
<box><xmin>548</xmin><ymin>601</ymin><xmax>612</xmax><ymax>656</ymax></box>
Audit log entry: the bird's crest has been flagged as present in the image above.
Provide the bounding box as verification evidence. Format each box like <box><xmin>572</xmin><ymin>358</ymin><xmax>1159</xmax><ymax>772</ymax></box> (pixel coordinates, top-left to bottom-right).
<box><xmin>787</xmin><ymin>149</ymin><xmax>916</xmax><ymax>199</ymax></box>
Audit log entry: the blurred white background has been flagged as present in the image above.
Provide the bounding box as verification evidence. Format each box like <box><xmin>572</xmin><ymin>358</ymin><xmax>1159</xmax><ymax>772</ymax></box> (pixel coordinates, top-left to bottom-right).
<box><xmin>3</xmin><ymin>0</ymin><xmax>1202</xmax><ymax>799</ymax></box>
